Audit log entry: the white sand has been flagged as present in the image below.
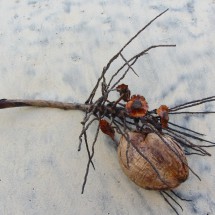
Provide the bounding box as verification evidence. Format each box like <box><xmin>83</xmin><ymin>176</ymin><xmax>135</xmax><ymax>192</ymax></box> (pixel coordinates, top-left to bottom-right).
<box><xmin>0</xmin><ymin>1</ymin><xmax>215</xmax><ymax>214</ymax></box>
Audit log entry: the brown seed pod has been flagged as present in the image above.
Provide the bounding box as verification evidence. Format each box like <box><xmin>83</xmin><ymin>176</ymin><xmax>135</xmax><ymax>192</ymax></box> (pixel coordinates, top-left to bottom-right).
<box><xmin>118</xmin><ymin>132</ymin><xmax>189</xmax><ymax>190</ymax></box>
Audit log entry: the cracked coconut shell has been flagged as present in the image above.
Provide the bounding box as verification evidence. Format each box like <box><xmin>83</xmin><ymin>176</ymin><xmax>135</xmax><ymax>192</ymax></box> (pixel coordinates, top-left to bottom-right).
<box><xmin>118</xmin><ymin>132</ymin><xmax>189</xmax><ymax>190</ymax></box>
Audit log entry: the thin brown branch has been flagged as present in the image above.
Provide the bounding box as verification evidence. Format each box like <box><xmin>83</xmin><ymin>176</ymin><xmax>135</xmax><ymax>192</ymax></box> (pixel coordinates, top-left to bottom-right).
<box><xmin>169</xmin><ymin>96</ymin><xmax>215</xmax><ymax>112</ymax></box>
<box><xmin>85</xmin><ymin>9</ymin><xmax>169</xmax><ymax>104</ymax></box>
<box><xmin>164</xmin><ymin>130</ymin><xmax>211</xmax><ymax>156</ymax></box>
<box><xmin>108</xmin><ymin>44</ymin><xmax>176</xmax><ymax>90</ymax></box>
<box><xmin>170</xmin><ymin>190</ymin><xmax>192</xmax><ymax>202</ymax></box>
<box><xmin>168</xmin><ymin>121</ymin><xmax>205</xmax><ymax>136</ymax></box>
<box><xmin>120</xmin><ymin>53</ymin><xmax>139</xmax><ymax>77</ymax></box>
<box><xmin>166</xmin><ymin>127</ymin><xmax>215</xmax><ymax>145</ymax></box>
<box><xmin>78</xmin><ymin>117</ymin><xmax>98</xmax><ymax>151</ymax></box>
<box><xmin>169</xmin><ymin>111</ymin><xmax>215</xmax><ymax>114</ymax></box>
<box><xmin>115</xmin><ymin>9</ymin><xmax>169</xmax><ymax>58</ymax></box>
<box><xmin>81</xmin><ymin>123</ymin><xmax>100</xmax><ymax>194</ymax></box>
<box><xmin>162</xmin><ymin>191</ymin><xmax>183</xmax><ymax>211</ymax></box>
<box><xmin>160</xmin><ymin>191</ymin><xmax>180</xmax><ymax>215</ymax></box>
<box><xmin>0</xmin><ymin>99</ymin><xmax>89</xmax><ymax>112</ymax></box>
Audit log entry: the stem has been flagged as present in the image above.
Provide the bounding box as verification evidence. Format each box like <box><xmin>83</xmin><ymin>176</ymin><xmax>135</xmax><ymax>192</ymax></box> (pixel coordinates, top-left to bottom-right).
<box><xmin>0</xmin><ymin>99</ymin><xmax>89</xmax><ymax>112</ymax></box>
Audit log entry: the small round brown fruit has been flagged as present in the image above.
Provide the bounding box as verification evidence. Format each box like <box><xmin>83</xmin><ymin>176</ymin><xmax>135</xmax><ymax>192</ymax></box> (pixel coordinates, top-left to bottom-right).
<box><xmin>118</xmin><ymin>132</ymin><xmax>189</xmax><ymax>190</ymax></box>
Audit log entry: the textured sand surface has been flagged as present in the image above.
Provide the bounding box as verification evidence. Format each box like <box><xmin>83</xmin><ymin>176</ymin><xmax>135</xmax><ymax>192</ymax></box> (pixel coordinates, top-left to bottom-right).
<box><xmin>0</xmin><ymin>1</ymin><xmax>215</xmax><ymax>215</ymax></box>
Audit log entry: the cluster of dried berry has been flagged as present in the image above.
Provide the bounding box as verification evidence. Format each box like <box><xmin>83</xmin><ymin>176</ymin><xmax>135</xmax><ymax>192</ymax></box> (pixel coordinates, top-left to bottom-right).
<box><xmin>100</xmin><ymin>83</ymin><xmax>169</xmax><ymax>139</ymax></box>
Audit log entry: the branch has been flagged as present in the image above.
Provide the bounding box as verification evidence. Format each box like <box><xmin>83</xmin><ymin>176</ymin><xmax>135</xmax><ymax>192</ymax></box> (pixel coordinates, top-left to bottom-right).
<box><xmin>85</xmin><ymin>9</ymin><xmax>169</xmax><ymax>104</ymax></box>
<box><xmin>0</xmin><ymin>99</ymin><xmax>89</xmax><ymax>112</ymax></box>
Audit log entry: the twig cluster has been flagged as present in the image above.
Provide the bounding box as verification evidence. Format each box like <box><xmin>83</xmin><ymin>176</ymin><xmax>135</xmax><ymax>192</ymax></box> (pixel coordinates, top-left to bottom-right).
<box><xmin>79</xmin><ymin>8</ymin><xmax>177</xmax><ymax>193</ymax></box>
<box><xmin>77</xmin><ymin>9</ymin><xmax>215</xmax><ymax>215</ymax></box>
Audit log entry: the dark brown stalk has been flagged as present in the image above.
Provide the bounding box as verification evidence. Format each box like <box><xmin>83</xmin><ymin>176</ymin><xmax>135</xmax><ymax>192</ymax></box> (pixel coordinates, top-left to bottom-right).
<box><xmin>169</xmin><ymin>111</ymin><xmax>215</xmax><ymax>114</ymax></box>
<box><xmin>166</xmin><ymin>127</ymin><xmax>215</xmax><ymax>145</ymax></box>
<box><xmin>81</xmin><ymin>123</ymin><xmax>100</xmax><ymax>194</ymax></box>
<box><xmin>168</xmin><ymin>121</ymin><xmax>205</xmax><ymax>136</ymax></box>
<box><xmin>169</xmin><ymin>96</ymin><xmax>215</xmax><ymax>112</ymax></box>
<box><xmin>159</xmin><ymin>190</ymin><xmax>192</xmax><ymax>215</ymax></box>
<box><xmin>170</xmin><ymin>190</ymin><xmax>192</xmax><ymax>202</ymax></box>
<box><xmin>0</xmin><ymin>99</ymin><xmax>89</xmax><ymax>111</ymax></box>
<box><xmin>160</xmin><ymin>191</ymin><xmax>180</xmax><ymax>215</ymax></box>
